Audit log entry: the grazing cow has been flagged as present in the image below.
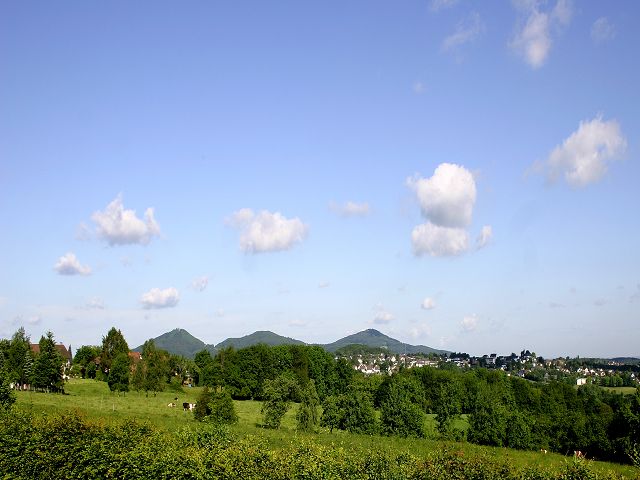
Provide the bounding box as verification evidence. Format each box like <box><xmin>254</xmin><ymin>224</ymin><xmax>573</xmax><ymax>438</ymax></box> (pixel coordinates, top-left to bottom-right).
<box><xmin>574</xmin><ymin>450</ymin><xmax>585</xmax><ymax>459</ymax></box>
<box><xmin>540</xmin><ymin>449</ymin><xmax>547</xmax><ymax>454</ymax></box>
<box><xmin>167</xmin><ymin>402</ymin><xmax>176</xmax><ymax>408</ymax></box>
<box><xmin>183</xmin><ymin>402</ymin><xmax>190</xmax><ymax>411</ymax></box>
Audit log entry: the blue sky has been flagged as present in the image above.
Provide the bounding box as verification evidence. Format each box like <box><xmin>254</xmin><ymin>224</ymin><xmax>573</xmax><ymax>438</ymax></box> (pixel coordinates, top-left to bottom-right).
<box><xmin>1</xmin><ymin>1</ymin><xmax>638</xmax><ymax>357</ymax></box>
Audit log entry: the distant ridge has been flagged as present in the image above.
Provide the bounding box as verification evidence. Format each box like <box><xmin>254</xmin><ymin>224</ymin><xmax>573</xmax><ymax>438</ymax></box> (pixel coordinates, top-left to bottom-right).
<box><xmin>215</xmin><ymin>330</ymin><xmax>304</xmax><ymax>350</ymax></box>
<box><xmin>323</xmin><ymin>329</ymin><xmax>447</xmax><ymax>355</ymax></box>
<box><xmin>133</xmin><ymin>328</ymin><xmax>216</xmax><ymax>358</ymax></box>
<box><xmin>136</xmin><ymin>327</ymin><xmax>446</xmax><ymax>359</ymax></box>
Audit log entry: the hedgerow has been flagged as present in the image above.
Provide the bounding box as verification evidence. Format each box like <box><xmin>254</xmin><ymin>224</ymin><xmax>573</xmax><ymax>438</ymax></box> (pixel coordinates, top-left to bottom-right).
<box><xmin>0</xmin><ymin>410</ymin><xmax>634</xmax><ymax>479</ymax></box>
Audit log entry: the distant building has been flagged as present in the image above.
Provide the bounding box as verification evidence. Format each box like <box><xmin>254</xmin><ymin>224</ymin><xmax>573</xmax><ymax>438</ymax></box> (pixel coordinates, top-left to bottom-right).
<box><xmin>30</xmin><ymin>343</ymin><xmax>73</xmax><ymax>366</ymax></box>
<box><xmin>576</xmin><ymin>377</ymin><xmax>587</xmax><ymax>386</ymax></box>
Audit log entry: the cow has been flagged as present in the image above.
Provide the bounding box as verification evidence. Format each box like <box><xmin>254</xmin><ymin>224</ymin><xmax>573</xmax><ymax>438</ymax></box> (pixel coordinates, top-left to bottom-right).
<box><xmin>183</xmin><ymin>402</ymin><xmax>196</xmax><ymax>411</ymax></box>
<box><xmin>574</xmin><ymin>450</ymin><xmax>585</xmax><ymax>459</ymax></box>
<box><xmin>167</xmin><ymin>402</ymin><xmax>176</xmax><ymax>408</ymax></box>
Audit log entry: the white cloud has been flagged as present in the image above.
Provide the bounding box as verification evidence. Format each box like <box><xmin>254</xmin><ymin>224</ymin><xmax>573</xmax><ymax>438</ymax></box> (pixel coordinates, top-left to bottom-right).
<box><xmin>228</xmin><ymin>208</ymin><xmax>308</xmax><ymax>253</ymax></box>
<box><xmin>421</xmin><ymin>297</ymin><xmax>436</xmax><ymax>310</ymax></box>
<box><xmin>591</xmin><ymin>17</ymin><xmax>615</xmax><ymax>44</ymax></box>
<box><xmin>510</xmin><ymin>0</ymin><xmax>573</xmax><ymax>69</ymax></box>
<box><xmin>476</xmin><ymin>225</ymin><xmax>493</xmax><ymax>249</ymax></box>
<box><xmin>289</xmin><ymin>319</ymin><xmax>307</xmax><ymax>327</ymax></box>
<box><xmin>411</xmin><ymin>222</ymin><xmax>469</xmax><ymax>257</ymax></box>
<box><xmin>429</xmin><ymin>0</ymin><xmax>459</xmax><ymax>12</ymax></box>
<box><xmin>542</xmin><ymin>116</ymin><xmax>627</xmax><ymax>187</ymax></box>
<box><xmin>140</xmin><ymin>287</ymin><xmax>179</xmax><ymax>309</ymax></box>
<box><xmin>412</xmin><ymin>81</ymin><xmax>426</xmax><ymax>94</ymax></box>
<box><xmin>0</xmin><ymin>297</ymin><xmax>7</xmax><ymax>308</ymax></box>
<box><xmin>408</xmin><ymin>163</ymin><xmax>477</xmax><ymax>228</ymax></box>
<box><xmin>54</xmin><ymin>252</ymin><xmax>91</xmax><ymax>276</ymax></box>
<box><xmin>442</xmin><ymin>12</ymin><xmax>485</xmax><ymax>52</ymax></box>
<box><xmin>13</xmin><ymin>314</ymin><xmax>42</xmax><ymax>326</ymax></box>
<box><xmin>373</xmin><ymin>305</ymin><xmax>395</xmax><ymax>325</ymax></box>
<box><xmin>409</xmin><ymin>323</ymin><xmax>432</xmax><ymax>339</ymax></box>
<box><xmin>329</xmin><ymin>201</ymin><xmax>370</xmax><ymax>217</ymax></box>
<box><xmin>318</xmin><ymin>281</ymin><xmax>330</xmax><ymax>289</ymax></box>
<box><xmin>460</xmin><ymin>314</ymin><xmax>478</xmax><ymax>332</ymax></box>
<box><xmin>91</xmin><ymin>194</ymin><xmax>161</xmax><ymax>246</ymax></box>
<box><xmin>86</xmin><ymin>297</ymin><xmax>105</xmax><ymax>309</ymax></box>
<box><xmin>191</xmin><ymin>276</ymin><xmax>209</xmax><ymax>292</ymax></box>
<box><xmin>215</xmin><ymin>308</ymin><xmax>225</xmax><ymax>318</ymax></box>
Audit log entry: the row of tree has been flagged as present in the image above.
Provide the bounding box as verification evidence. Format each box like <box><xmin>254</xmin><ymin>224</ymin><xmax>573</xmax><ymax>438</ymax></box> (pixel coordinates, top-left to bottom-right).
<box><xmin>0</xmin><ymin>328</ymin><xmax>66</xmax><ymax>395</ymax></box>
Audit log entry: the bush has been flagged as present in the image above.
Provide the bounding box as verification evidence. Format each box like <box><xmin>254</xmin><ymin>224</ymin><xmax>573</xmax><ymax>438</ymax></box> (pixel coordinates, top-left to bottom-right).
<box><xmin>210</xmin><ymin>391</ymin><xmax>238</xmax><ymax>425</ymax></box>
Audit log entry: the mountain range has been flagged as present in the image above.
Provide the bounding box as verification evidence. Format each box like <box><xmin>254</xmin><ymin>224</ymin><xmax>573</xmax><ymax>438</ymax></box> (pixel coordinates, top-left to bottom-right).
<box><xmin>134</xmin><ymin>328</ymin><xmax>447</xmax><ymax>359</ymax></box>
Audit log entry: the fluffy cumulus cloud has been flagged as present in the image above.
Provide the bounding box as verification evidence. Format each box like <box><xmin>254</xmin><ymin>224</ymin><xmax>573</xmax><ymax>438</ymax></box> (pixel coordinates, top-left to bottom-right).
<box><xmin>228</xmin><ymin>208</ymin><xmax>308</xmax><ymax>253</ymax></box>
<box><xmin>329</xmin><ymin>201</ymin><xmax>370</xmax><ymax>217</ymax></box>
<box><xmin>91</xmin><ymin>194</ymin><xmax>161</xmax><ymax>246</ymax></box>
<box><xmin>408</xmin><ymin>163</ymin><xmax>490</xmax><ymax>257</ymax></box>
<box><xmin>140</xmin><ymin>287</ymin><xmax>179</xmax><ymax>309</ymax></box>
<box><xmin>409</xmin><ymin>163</ymin><xmax>476</xmax><ymax>228</ymax></box>
<box><xmin>421</xmin><ymin>297</ymin><xmax>436</xmax><ymax>310</ymax></box>
<box><xmin>510</xmin><ymin>0</ymin><xmax>573</xmax><ymax>69</ymax></box>
<box><xmin>460</xmin><ymin>314</ymin><xmax>478</xmax><ymax>333</ymax></box>
<box><xmin>411</xmin><ymin>223</ymin><xmax>469</xmax><ymax>257</ymax></box>
<box><xmin>541</xmin><ymin>116</ymin><xmax>627</xmax><ymax>187</ymax></box>
<box><xmin>476</xmin><ymin>225</ymin><xmax>493</xmax><ymax>249</ymax></box>
<box><xmin>191</xmin><ymin>276</ymin><xmax>209</xmax><ymax>292</ymax></box>
<box><xmin>591</xmin><ymin>17</ymin><xmax>615</xmax><ymax>44</ymax></box>
<box><xmin>373</xmin><ymin>305</ymin><xmax>394</xmax><ymax>325</ymax></box>
<box><xmin>54</xmin><ymin>252</ymin><xmax>91</xmax><ymax>276</ymax></box>
<box><xmin>442</xmin><ymin>12</ymin><xmax>485</xmax><ymax>52</ymax></box>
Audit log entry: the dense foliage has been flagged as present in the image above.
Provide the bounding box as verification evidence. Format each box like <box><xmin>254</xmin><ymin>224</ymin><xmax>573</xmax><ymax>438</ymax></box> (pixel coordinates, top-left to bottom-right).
<box><xmin>0</xmin><ymin>410</ymin><xmax>631</xmax><ymax>480</ymax></box>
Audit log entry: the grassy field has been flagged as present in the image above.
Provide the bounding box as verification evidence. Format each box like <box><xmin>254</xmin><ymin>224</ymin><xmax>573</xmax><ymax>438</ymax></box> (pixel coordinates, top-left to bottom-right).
<box><xmin>14</xmin><ymin>379</ymin><xmax>640</xmax><ymax>478</ymax></box>
<box><xmin>602</xmin><ymin>386</ymin><xmax>638</xmax><ymax>395</ymax></box>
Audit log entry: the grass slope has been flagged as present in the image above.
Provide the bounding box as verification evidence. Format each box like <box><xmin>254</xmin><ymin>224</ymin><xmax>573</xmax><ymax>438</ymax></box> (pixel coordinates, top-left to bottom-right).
<box><xmin>13</xmin><ymin>379</ymin><xmax>638</xmax><ymax>478</ymax></box>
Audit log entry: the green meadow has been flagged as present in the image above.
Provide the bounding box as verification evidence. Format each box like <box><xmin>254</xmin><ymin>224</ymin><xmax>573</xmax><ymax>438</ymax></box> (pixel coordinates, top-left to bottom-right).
<box><xmin>13</xmin><ymin>379</ymin><xmax>640</xmax><ymax>478</ymax></box>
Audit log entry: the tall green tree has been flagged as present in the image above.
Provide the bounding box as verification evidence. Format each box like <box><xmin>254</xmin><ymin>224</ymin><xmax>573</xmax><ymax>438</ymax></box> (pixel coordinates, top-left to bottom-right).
<box><xmin>434</xmin><ymin>380</ymin><xmax>462</xmax><ymax>439</ymax></box>
<box><xmin>73</xmin><ymin>345</ymin><xmax>100</xmax><ymax>378</ymax></box>
<box><xmin>107</xmin><ymin>353</ymin><xmax>130</xmax><ymax>393</ymax></box>
<box><xmin>261</xmin><ymin>374</ymin><xmax>297</xmax><ymax>429</ymax></box>
<box><xmin>31</xmin><ymin>331</ymin><xmax>64</xmax><ymax>392</ymax></box>
<box><xmin>296</xmin><ymin>380</ymin><xmax>320</xmax><ymax>432</ymax></box>
<box><xmin>210</xmin><ymin>391</ymin><xmax>239</xmax><ymax>425</ymax></box>
<box><xmin>6</xmin><ymin>328</ymin><xmax>30</xmax><ymax>386</ymax></box>
<box><xmin>380</xmin><ymin>378</ymin><xmax>425</xmax><ymax>438</ymax></box>
<box><xmin>100</xmin><ymin>327</ymin><xmax>129</xmax><ymax>375</ymax></box>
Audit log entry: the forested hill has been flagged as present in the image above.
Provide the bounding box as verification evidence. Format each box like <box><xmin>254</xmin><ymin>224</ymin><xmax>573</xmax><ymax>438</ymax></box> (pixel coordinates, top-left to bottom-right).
<box><xmin>323</xmin><ymin>328</ymin><xmax>447</xmax><ymax>355</ymax></box>
<box><xmin>215</xmin><ymin>330</ymin><xmax>304</xmax><ymax>350</ymax></box>
<box><xmin>132</xmin><ymin>328</ymin><xmax>216</xmax><ymax>358</ymax></box>
<box><xmin>136</xmin><ymin>328</ymin><xmax>445</xmax><ymax>358</ymax></box>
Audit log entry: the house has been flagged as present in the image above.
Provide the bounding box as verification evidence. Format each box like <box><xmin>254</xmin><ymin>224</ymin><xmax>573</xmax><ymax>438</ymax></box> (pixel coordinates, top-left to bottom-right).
<box><xmin>576</xmin><ymin>377</ymin><xmax>587</xmax><ymax>386</ymax></box>
<box><xmin>30</xmin><ymin>343</ymin><xmax>73</xmax><ymax>367</ymax></box>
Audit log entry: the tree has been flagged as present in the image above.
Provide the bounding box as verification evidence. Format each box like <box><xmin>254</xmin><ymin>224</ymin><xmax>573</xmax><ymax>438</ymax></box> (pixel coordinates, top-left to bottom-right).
<box><xmin>261</xmin><ymin>374</ymin><xmax>297</xmax><ymax>429</ymax></box>
<box><xmin>73</xmin><ymin>345</ymin><xmax>100</xmax><ymax>378</ymax></box>
<box><xmin>0</xmin><ymin>376</ymin><xmax>15</xmax><ymax>409</ymax></box>
<box><xmin>31</xmin><ymin>331</ymin><xmax>64</xmax><ymax>392</ymax></box>
<box><xmin>434</xmin><ymin>380</ymin><xmax>462</xmax><ymax>439</ymax></box>
<box><xmin>6</xmin><ymin>328</ymin><xmax>30</xmax><ymax>386</ymax></box>
<box><xmin>380</xmin><ymin>378</ymin><xmax>425</xmax><ymax>438</ymax></box>
<box><xmin>141</xmin><ymin>340</ymin><xmax>169</xmax><ymax>395</ymax></box>
<box><xmin>107</xmin><ymin>353</ymin><xmax>130</xmax><ymax>393</ymax></box>
<box><xmin>193</xmin><ymin>386</ymin><xmax>213</xmax><ymax>421</ymax></box>
<box><xmin>320</xmin><ymin>395</ymin><xmax>342</xmax><ymax>433</ymax></box>
<box><xmin>296</xmin><ymin>380</ymin><xmax>320</xmax><ymax>432</ymax></box>
<box><xmin>100</xmin><ymin>328</ymin><xmax>129</xmax><ymax>375</ymax></box>
<box><xmin>210</xmin><ymin>391</ymin><xmax>238</xmax><ymax>425</ymax></box>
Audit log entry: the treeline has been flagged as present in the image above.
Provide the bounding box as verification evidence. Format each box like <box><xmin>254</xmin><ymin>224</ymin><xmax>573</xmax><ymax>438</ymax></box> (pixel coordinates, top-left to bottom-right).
<box><xmin>193</xmin><ymin>344</ymin><xmax>640</xmax><ymax>464</ymax></box>
<box><xmin>0</xmin><ymin>410</ymin><xmax>631</xmax><ymax>480</ymax></box>
<box><xmin>0</xmin><ymin>328</ymin><xmax>66</xmax><ymax>394</ymax></box>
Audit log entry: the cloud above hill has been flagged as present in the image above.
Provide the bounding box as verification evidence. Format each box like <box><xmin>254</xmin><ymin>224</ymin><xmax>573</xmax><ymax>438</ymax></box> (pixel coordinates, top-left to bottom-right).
<box><xmin>54</xmin><ymin>252</ymin><xmax>91</xmax><ymax>276</ymax></box>
<box><xmin>408</xmin><ymin>163</ymin><xmax>491</xmax><ymax>257</ymax></box>
<box><xmin>91</xmin><ymin>194</ymin><xmax>160</xmax><ymax>246</ymax></box>
<box><xmin>140</xmin><ymin>287</ymin><xmax>179</xmax><ymax>309</ymax></box>
<box><xmin>228</xmin><ymin>208</ymin><xmax>308</xmax><ymax>253</ymax></box>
